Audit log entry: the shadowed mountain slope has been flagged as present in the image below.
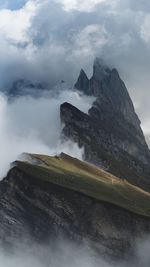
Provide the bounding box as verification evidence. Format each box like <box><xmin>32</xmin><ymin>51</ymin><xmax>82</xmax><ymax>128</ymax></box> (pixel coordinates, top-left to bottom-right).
<box><xmin>14</xmin><ymin>153</ymin><xmax>150</xmax><ymax>218</ymax></box>
<box><xmin>61</xmin><ymin>58</ymin><xmax>150</xmax><ymax>192</ymax></box>
<box><xmin>0</xmin><ymin>153</ymin><xmax>150</xmax><ymax>261</ymax></box>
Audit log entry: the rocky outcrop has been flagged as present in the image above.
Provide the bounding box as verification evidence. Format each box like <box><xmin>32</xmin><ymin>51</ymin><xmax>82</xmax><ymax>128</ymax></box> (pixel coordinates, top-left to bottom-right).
<box><xmin>61</xmin><ymin>58</ymin><xmax>150</xmax><ymax>192</ymax></box>
<box><xmin>75</xmin><ymin>69</ymin><xmax>91</xmax><ymax>95</ymax></box>
<box><xmin>0</xmin><ymin>165</ymin><xmax>150</xmax><ymax>263</ymax></box>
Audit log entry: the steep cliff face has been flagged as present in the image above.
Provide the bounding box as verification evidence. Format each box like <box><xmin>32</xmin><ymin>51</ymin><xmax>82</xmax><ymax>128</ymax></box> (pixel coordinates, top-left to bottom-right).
<box><xmin>61</xmin><ymin>58</ymin><xmax>150</xmax><ymax>192</ymax></box>
<box><xmin>0</xmin><ymin>59</ymin><xmax>150</xmax><ymax>265</ymax></box>
<box><xmin>75</xmin><ymin>69</ymin><xmax>91</xmax><ymax>95</ymax></box>
<box><xmin>0</xmin><ymin>155</ymin><xmax>150</xmax><ymax>263</ymax></box>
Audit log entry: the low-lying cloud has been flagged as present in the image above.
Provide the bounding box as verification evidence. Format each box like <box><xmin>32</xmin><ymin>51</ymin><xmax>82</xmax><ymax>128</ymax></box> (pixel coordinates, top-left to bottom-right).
<box><xmin>0</xmin><ymin>239</ymin><xmax>110</xmax><ymax>267</ymax></box>
<box><xmin>0</xmin><ymin>88</ymin><xmax>94</xmax><ymax>178</ymax></box>
<box><xmin>0</xmin><ymin>236</ymin><xmax>150</xmax><ymax>267</ymax></box>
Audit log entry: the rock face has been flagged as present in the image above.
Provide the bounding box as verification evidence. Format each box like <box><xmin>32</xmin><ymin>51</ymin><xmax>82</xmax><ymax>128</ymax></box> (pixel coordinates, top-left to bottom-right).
<box><xmin>75</xmin><ymin>69</ymin><xmax>91</xmax><ymax>95</ymax></box>
<box><xmin>0</xmin><ymin>58</ymin><xmax>150</xmax><ymax>265</ymax></box>
<box><xmin>61</xmin><ymin>58</ymin><xmax>150</xmax><ymax>192</ymax></box>
<box><xmin>0</xmin><ymin>165</ymin><xmax>150</xmax><ymax>263</ymax></box>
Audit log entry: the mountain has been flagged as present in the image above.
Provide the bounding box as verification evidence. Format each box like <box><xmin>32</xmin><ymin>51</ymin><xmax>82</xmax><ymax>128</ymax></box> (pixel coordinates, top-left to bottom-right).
<box><xmin>8</xmin><ymin>79</ymin><xmax>45</xmax><ymax>97</ymax></box>
<box><xmin>0</xmin><ymin>153</ymin><xmax>150</xmax><ymax>262</ymax></box>
<box><xmin>8</xmin><ymin>79</ymin><xmax>69</xmax><ymax>97</ymax></box>
<box><xmin>0</xmin><ymin>58</ymin><xmax>150</xmax><ymax>265</ymax></box>
<box><xmin>61</xmin><ymin>58</ymin><xmax>150</xmax><ymax>192</ymax></box>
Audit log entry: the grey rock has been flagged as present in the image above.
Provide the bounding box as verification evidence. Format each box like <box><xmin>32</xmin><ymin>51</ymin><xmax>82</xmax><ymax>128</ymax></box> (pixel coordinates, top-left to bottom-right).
<box><xmin>0</xmin><ymin>166</ymin><xmax>150</xmax><ymax>263</ymax></box>
<box><xmin>75</xmin><ymin>69</ymin><xmax>91</xmax><ymax>95</ymax></box>
<box><xmin>62</xmin><ymin>58</ymin><xmax>150</xmax><ymax>191</ymax></box>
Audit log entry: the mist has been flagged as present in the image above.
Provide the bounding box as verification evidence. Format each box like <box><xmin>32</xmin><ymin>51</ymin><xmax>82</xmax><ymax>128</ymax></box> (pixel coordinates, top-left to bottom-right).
<box><xmin>0</xmin><ymin>239</ymin><xmax>109</xmax><ymax>267</ymax></box>
<box><xmin>0</xmin><ymin>236</ymin><xmax>149</xmax><ymax>267</ymax></box>
<box><xmin>0</xmin><ymin>88</ymin><xmax>94</xmax><ymax>178</ymax></box>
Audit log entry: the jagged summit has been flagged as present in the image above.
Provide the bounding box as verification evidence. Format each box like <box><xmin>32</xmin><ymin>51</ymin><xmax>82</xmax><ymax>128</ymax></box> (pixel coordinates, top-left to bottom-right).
<box><xmin>62</xmin><ymin>59</ymin><xmax>150</xmax><ymax>191</ymax></box>
<box><xmin>74</xmin><ymin>69</ymin><xmax>91</xmax><ymax>95</ymax></box>
<box><xmin>75</xmin><ymin>58</ymin><xmax>142</xmax><ymax>131</ymax></box>
<box><xmin>93</xmin><ymin>57</ymin><xmax>111</xmax><ymax>82</ymax></box>
<box><xmin>0</xmin><ymin>58</ymin><xmax>150</xmax><ymax>263</ymax></box>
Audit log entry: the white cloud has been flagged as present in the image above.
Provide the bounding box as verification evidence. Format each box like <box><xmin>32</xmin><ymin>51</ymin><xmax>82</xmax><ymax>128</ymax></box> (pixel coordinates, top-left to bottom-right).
<box><xmin>0</xmin><ymin>89</ymin><xmax>93</xmax><ymax>178</ymax></box>
<box><xmin>71</xmin><ymin>24</ymin><xmax>108</xmax><ymax>59</ymax></box>
<box><xmin>140</xmin><ymin>14</ymin><xmax>150</xmax><ymax>43</ymax></box>
<box><xmin>0</xmin><ymin>1</ymin><xmax>37</xmax><ymax>43</ymax></box>
<box><xmin>56</xmin><ymin>0</ymin><xmax>108</xmax><ymax>12</ymax></box>
<box><xmin>0</xmin><ymin>239</ymin><xmax>113</xmax><ymax>267</ymax></box>
<box><xmin>0</xmin><ymin>0</ymin><xmax>149</xmax><ymax>138</ymax></box>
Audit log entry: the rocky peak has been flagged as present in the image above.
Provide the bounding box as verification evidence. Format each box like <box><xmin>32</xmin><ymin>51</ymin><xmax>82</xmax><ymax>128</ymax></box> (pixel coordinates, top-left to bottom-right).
<box><xmin>75</xmin><ymin>58</ymin><xmax>142</xmax><ymax>132</ymax></box>
<box><xmin>61</xmin><ymin>59</ymin><xmax>150</xmax><ymax>191</ymax></box>
<box><xmin>93</xmin><ymin>57</ymin><xmax>111</xmax><ymax>82</ymax></box>
<box><xmin>60</xmin><ymin>102</ymin><xmax>88</xmax><ymax>124</ymax></box>
<box><xmin>74</xmin><ymin>69</ymin><xmax>91</xmax><ymax>95</ymax></box>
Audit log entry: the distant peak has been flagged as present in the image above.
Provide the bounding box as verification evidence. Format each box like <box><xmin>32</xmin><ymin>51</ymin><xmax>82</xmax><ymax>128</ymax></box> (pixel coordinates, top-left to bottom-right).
<box><xmin>78</xmin><ymin>68</ymin><xmax>89</xmax><ymax>79</ymax></box>
<box><xmin>80</xmin><ymin>68</ymin><xmax>86</xmax><ymax>74</ymax></box>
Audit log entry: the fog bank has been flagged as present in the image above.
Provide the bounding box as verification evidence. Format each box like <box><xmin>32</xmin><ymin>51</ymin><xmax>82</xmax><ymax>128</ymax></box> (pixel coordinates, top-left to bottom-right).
<box><xmin>0</xmin><ymin>89</ymin><xmax>94</xmax><ymax>178</ymax></box>
<box><xmin>0</xmin><ymin>236</ymin><xmax>150</xmax><ymax>267</ymax></box>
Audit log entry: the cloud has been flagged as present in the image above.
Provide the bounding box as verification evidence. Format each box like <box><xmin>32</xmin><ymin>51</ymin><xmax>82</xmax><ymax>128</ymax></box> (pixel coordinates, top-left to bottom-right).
<box><xmin>71</xmin><ymin>24</ymin><xmax>108</xmax><ymax>60</ymax></box>
<box><xmin>0</xmin><ymin>1</ymin><xmax>36</xmax><ymax>43</ymax></box>
<box><xmin>0</xmin><ymin>239</ymin><xmax>112</xmax><ymax>267</ymax></box>
<box><xmin>56</xmin><ymin>0</ymin><xmax>109</xmax><ymax>12</ymax></box>
<box><xmin>0</xmin><ymin>88</ymin><xmax>93</xmax><ymax>178</ymax></box>
<box><xmin>140</xmin><ymin>14</ymin><xmax>150</xmax><ymax>43</ymax></box>
<box><xmin>0</xmin><ymin>235</ymin><xmax>150</xmax><ymax>267</ymax></box>
<box><xmin>0</xmin><ymin>1</ymin><xmax>149</xmax><ymax>140</ymax></box>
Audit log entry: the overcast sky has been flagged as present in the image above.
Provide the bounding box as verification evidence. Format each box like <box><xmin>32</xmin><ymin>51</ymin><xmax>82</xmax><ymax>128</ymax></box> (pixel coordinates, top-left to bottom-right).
<box><xmin>0</xmin><ymin>0</ymin><xmax>150</xmax><ymax>135</ymax></box>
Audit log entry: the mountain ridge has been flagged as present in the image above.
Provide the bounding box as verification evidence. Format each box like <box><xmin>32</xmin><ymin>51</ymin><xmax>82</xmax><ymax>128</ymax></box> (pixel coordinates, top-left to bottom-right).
<box><xmin>14</xmin><ymin>153</ymin><xmax>150</xmax><ymax>218</ymax></box>
<box><xmin>0</xmin><ymin>152</ymin><xmax>150</xmax><ymax>261</ymax></box>
<box><xmin>61</xmin><ymin>58</ymin><xmax>150</xmax><ymax>192</ymax></box>
<box><xmin>0</xmin><ymin>58</ymin><xmax>150</xmax><ymax>264</ymax></box>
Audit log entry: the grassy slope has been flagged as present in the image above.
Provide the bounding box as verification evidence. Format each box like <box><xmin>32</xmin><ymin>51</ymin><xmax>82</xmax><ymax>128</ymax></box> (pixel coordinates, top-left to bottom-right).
<box><xmin>15</xmin><ymin>153</ymin><xmax>150</xmax><ymax>218</ymax></box>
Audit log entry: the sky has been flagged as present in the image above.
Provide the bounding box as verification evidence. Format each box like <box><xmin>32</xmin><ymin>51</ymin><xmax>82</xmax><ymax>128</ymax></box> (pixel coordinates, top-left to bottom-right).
<box><xmin>0</xmin><ymin>0</ymin><xmax>27</xmax><ymax>9</ymax></box>
<box><xmin>0</xmin><ymin>0</ymin><xmax>150</xmax><ymax>135</ymax></box>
